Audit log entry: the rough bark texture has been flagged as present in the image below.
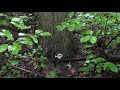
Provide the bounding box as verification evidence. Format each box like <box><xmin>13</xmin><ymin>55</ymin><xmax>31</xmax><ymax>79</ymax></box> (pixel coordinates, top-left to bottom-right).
<box><xmin>37</xmin><ymin>12</ymin><xmax>77</xmax><ymax>60</ymax></box>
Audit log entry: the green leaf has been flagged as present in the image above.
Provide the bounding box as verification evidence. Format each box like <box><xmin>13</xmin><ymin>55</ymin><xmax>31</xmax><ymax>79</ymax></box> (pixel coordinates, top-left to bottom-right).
<box><xmin>29</xmin><ymin>34</ymin><xmax>38</xmax><ymax>44</ymax></box>
<box><xmin>10</xmin><ymin>43</ymin><xmax>22</xmax><ymax>55</ymax></box>
<box><xmin>0</xmin><ymin>13</ymin><xmax>7</xmax><ymax>16</ymax></box>
<box><xmin>35</xmin><ymin>29</ymin><xmax>43</xmax><ymax>35</ymax></box>
<box><xmin>37</xmin><ymin>45</ymin><xmax>43</xmax><ymax>50</ymax></box>
<box><xmin>40</xmin><ymin>63</ymin><xmax>47</xmax><ymax>69</ymax></box>
<box><xmin>63</xmin><ymin>21</ymin><xmax>70</xmax><ymax>27</ymax></box>
<box><xmin>11</xmin><ymin>22</ymin><xmax>19</xmax><ymax>27</ymax></box>
<box><xmin>9</xmin><ymin>60</ymin><xmax>19</xmax><ymax>66</ymax></box>
<box><xmin>116</xmin><ymin>37</ymin><xmax>120</xmax><ymax>43</ymax></box>
<box><xmin>104</xmin><ymin>62</ymin><xmax>118</xmax><ymax>73</ymax></box>
<box><xmin>82</xmin><ymin>30</ymin><xmax>93</xmax><ymax>35</ymax></box>
<box><xmin>19</xmin><ymin>24</ymin><xmax>31</xmax><ymax>30</ymax></box>
<box><xmin>117</xmin><ymin>25</ymin><xmax>120</xmax><ymax>29</ymax></box>
<box><xmin>2</xmin><ymin>29</ymin><xmax>14</xmax><ymax>40</ymax></box>
<box><xmin>90</xmin><ymin>36</ymin><xmax>97</xmax><ymax>44</ymax></box>
<box><xmin>39</xmin><ymin>55</ymin><xmax>47</xmax><ymax>61</ymax></box>
<box><xmin>82</xmin><ymin>45</ymin><xmax>92</xmax><ymax>49</ymax></box>
<box><xmin>68</xmin><ymin>12</ymin><xmax>74</xmax><ymax>18</ymax></box>
<box><xmin>80</xmin><ymin>35</ymin><xmax>91</xmax><ymax>43</ymax></box>
<box><xmin>96</xmin><ymin>30</ymin><xmax>101</xmax><ymax>36</ymax></box>
<box><xmin>79</xmin><ymin>64</ymin><xmax>94</xmax><ymax>72</ymax></box>
<box><xmin>79</xmin><ymin>67</ymin><xmax>90</xmax><ymax>72</ymax></box>
<box><xmin>107</xmin><ymin>21</ymin><xmax>113</xmax><ymax>25</ymax></box>
<box><xmin>86</xmin><ymin>54</ymin><xmax>94</xmax><ymax>60</ymax></box>
<box><xmin>12</xmin><ymin>18</ymin><xmax>21</xmax><ymax>22</ymax></box>
<box><xmin>1</xmin><ymin>66</ymin><xmax>6</xmax><ymax>70</ymax></box>
<box><xmin>56</xmin><ymin>25</ymin><xmax>65</xmax><ymax>31</ymax></box>
<box><xmin>40</xmin><ymin>32</ymin><xmax>52</xmax><ymax>36</ymax></box>
<box><xmin>0</xmin><ymin>32</ymin><xmax>5</xmax><ymax>36</ymax></box>
<box><xmin>46</xmin><ymin>71</ymin><xmax>57</xmax><ymax>78</ymax></box>
<box><xmin>0</xmin><ymin>44</ymin><xmax>8</xmax><ymax>52</ymax></box>
<box><xmin>18</xmin><ymin>33</ymin><xmax>26</xmax><ymax>36</ymax></box>
<box><xmin>8</xmin><ymin>45</ymin><xmax>13</xmax><ymax>52</ymax></box>
<box><xmin>17</xmin><ymin>37</ymin><xmax>33</xmax><ymax>46</ymax></box>
<box><xmin>68</xmin><ymin>27</ymin><xmax>75</xmax><ymax>32</ymax></box>
<box><xmin>117</xmin><ymin>13</ymin><xmax>120</xmax><ymax>21</ymax></box>
<box><xmin>11</xmin><ymin>17</ymin><xmax>31</xmax><ymax>30</ymax></box>
<box><xmin>91</xmin><ymin>57</ymin><xmax>105</xmax><ymax>64</ymax></box>
<box><xmin>0</xmin><ymin>20</ymin><xmax>9</xmax><ymax>26</ymax></box>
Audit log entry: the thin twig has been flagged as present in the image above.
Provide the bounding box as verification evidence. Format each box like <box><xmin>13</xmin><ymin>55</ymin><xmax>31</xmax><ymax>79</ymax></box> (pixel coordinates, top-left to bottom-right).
<box><xmin>11</xmin><ymin>65</ymin><xmax>33</xmax><ymax>74</ymax></box>
<box><xmin>106</xmin><ymin>33</ymin><xmax>120</xmax><ymax>47</ymax></box>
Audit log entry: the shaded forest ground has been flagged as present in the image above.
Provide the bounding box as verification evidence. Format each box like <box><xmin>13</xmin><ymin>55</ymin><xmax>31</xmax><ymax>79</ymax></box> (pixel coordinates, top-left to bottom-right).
<box><xmin>1</xmin><ymin>32</ymin><xmax>120</xmax><ymax>78</ymax></box>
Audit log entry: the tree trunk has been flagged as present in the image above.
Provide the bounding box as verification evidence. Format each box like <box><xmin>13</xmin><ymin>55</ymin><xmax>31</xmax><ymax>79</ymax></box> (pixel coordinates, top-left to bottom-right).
<box><xmin>37</xmin><ymin>12</ymin><xmax>77</xmax><ymax>60</ymax></box>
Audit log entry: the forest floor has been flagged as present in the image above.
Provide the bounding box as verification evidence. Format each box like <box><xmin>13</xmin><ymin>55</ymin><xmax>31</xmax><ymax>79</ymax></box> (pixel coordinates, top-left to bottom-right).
<box><xmin>1</xmin><ymin>34</ymin><xmax>120</xmax><ymax>78</ymax></box>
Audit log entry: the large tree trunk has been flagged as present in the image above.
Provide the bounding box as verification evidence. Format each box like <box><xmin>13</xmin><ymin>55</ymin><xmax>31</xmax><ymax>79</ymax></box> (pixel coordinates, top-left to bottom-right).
<box><xmin>37</xmin><ymin>12</ymin><xmax>77</xmax><ymax>60</ymax></box>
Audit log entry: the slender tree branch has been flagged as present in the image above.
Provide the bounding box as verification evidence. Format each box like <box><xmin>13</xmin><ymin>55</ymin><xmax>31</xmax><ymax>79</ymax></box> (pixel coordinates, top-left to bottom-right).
<box><xmin>11</xmin><ymin>65</ymin><xmax>33</xmax><ymax>74</ymax></box>
<box><xmin>106</xmin><ymin>33</ymin><xmax>120</xmax><ymax>47</ymax></box>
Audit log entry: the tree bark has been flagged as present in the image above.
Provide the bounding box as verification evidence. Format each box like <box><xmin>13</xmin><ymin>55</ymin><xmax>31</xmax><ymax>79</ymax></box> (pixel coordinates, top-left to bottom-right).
<box><xmin>37</xmin><ymin>12</ymin><xmax>77</xmax><ymax>60</ymax></box>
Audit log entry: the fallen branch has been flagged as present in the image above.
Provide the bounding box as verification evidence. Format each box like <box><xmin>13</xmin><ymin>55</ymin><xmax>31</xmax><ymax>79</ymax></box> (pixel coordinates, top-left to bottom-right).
<box><xmin>11</xmin><ymin>65</ymin><xmax>33</xmax><ymax>74</ymax></box>
<box><xmin>56</xmin><ymin>57</ymin><xmax>86</xmax><ymax>62</ymax></box>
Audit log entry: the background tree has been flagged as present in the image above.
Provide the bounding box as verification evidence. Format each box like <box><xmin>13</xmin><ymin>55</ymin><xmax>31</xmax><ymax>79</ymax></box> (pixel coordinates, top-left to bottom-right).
<box><xmin>37</xmin><ymin>12</ymin><xmax>77</xmax><ymax>61</ymax></box>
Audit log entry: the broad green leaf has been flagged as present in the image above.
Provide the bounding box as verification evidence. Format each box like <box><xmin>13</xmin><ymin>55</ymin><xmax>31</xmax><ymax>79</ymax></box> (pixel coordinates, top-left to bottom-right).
<box><xmin>39</xmin><ymin>55</ymin><xmax>47</xmax><ymax>61</ymax></box>
<box><xmin>86</xmin><ymin>54</ymin><xmax>94</xmax><ymax>60</ymax></box>
<box><xmin>117</xmin><ymin>25</ymin><xmax>120</xmax><ymax>29</ymax></box>
<box><xmin>79</xmin><ymin>67</ymin><xmax>90</xmax><ymax>72</ymax></box>
<box><xmin>117</xmin><ymin>13</ymin><xmax>120</xmax><ymax>21</ymax></box>
<box><xmin>1</xmin><ymin>66</ymin><xmax>6</xmax><ymax>70</ymax></box>
<box><xmin>90</xmin><ymin>36</ymin><xmax>97</xmax><ymax>44</ymax></box>
<box><xmin>2</xmin><ymin>29</ymin><xmax>14</xmax><ymax>40</ymax></box>
<box><xmin>68</xmin><ymin>27</ymin><xmax>75</xmax><ymax>32</ymax></box>
<box><xmin>17</xmin><ymin>37</ymin><xmax>33</xmax><ymax>46</ymax></box>
<box><xmin>9</xmin><ymin>60</ymin><xmax>19</xmax><ymax>66</ymax></box>
<box><xmin>0</xmin><ymin>20</ymin><xmax>9</xmax><ymax>26</ymax></box>
<box><xmin>62</xmin><ymin>21</ymin><xmax>70</xmax><ymax>27</ymax></box>
<box><xmin>37</xmin><ymin>45</ymin><xmax>43</xmax><ymax>50</ymax></box>
<box><xmin>40</xmin><ymin>32</ymin><xmax>52</xmax><ymax>36</ymax></box>
<box><xmin>0</xmin><ymin>13</ymin><xmax>7</xmax><ymax>16</ymax></box>
<box><xmin>35</xmin><ymin>29</ymin><xmax>43</xmax><ymax>35</ymax></box>
<box><xmin>0</xmin><ymin>32</ymin><xmax>5</xmax><ymax>36</ymax></box>
<box><xmin>46</xmin><ymin>71</ymin><xmax>57</xmax><ymax>78</ymax></box>
<box><xmin>102</xmin><ymin>30</ymin><xmax>105</xmax><ymax>35</ymax></box>
<box><xmin>8</xmin><ymin>45</ymin><xmax>13</xmax><ymax>52</ymax></box>
<box><xmin>56</xmin><ymin>25</ymin><xmax>65</xmax><ymax>31</ymax></box>
<box><xmin>101</xmin><ymin>17</ymin><xmax>107</xmax><ymax>26</ymax></box>
<box><xmin>68</xmin><ymin>12</ymin><xmax>74</xmax><ymax>18</ymax></box>
<box><xmin>116</xmin><ymin>37</ymin><xmax>120</xmax><ymax>43</ymax></box>
<box><xmin>104</xmin><ymin>62</ymin><xmax>118</xmax><ymax>73</ymax></box>
<box><xmin>82</xmin><ymin>30</ymin><xmax>93</xmax><ymax>35</ymax></box>
<box><xmin>12</xmin><ymin>18</ymin><xmax>21</xmax><ymax>22</ymax></box>
<box><xmin>11</xmin><ymin>17</ymin><xmax>31</xmax><ymax>30</ymax></box>
<box><xmin>0</xmin><ymin>44</ymin><xmax>8</xmax><ymax>52</ymax></box>
<box><xmin>107</xmin><ymin>21</ymin><xmax>113</xmax><ymax>25</ymax></box>
<box><xmin>11</xmin><ymin>22</ymin><xmax>19</xmax><ymax>27</ymax></box>
<box><xmin>40</xmin><ymin>63</ymin><xmax>47</xmax><ymax>69</ymax></box>
<box><xmin>96</xmin><ymin>30</ymin><xmax>101</xmax><ymax>36</ymax></box>
<box><xmin>91</xmin><ymin>57</ymin><xmax>105</xmax><ymax>64</ymax></box>
<box><xmin>29</xmin><ymin>34</ymin><xmax>38</xmax><ymax>44</ymax></box>
<box><xmin>80</xmin><ymin>35</ymin><xmax>91</xmax><ymax>43</ymax></box>
<box><xmin>82</xmin><ymin>45</ymin><xmax>92</xmax><ymax>49</ymax></box>
<box><xmin>11</xmin><ymin>43</ymin><xmax>22</xmax><ymax>55</ymax></box>
<box><xmin>79</xmin><ymin>64</ymin><xmax>93</xmax><ymax>72</ymax></box>
<box><xmin>19</xmin><ymin>24</ymin><xmax>31</xmax><ymax>30</ymax></box>
<box><xmin>18</xmin><ymin>33</ymin><xmax>26</xmax><ymax>36</ymax></box>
